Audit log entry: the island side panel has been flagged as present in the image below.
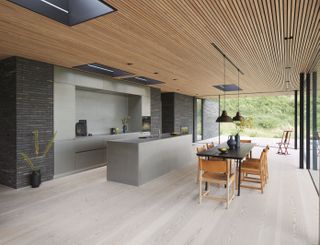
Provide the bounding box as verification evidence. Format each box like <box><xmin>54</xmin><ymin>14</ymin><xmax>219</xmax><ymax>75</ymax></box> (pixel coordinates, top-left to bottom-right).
<box><xmin>138</xmin><ymin>134</ymin><xmax>193</xmax><ymax>185</ymax></box>
<box><xmin>107</xmin><ymin>141</ymin><xmax>139</xmax><ymax>186</ymax></box>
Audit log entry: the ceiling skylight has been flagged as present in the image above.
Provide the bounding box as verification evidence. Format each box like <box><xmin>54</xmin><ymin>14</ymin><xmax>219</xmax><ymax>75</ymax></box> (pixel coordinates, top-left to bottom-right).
<box><xmin>8</xmin><ymin>0</ymin><xmax>116</xmax><ymax>26</ymax></box>
<box><xmin>73</xmin><ymin>63</ymin><xmax>133</xmax><ymax>77</ymax></box>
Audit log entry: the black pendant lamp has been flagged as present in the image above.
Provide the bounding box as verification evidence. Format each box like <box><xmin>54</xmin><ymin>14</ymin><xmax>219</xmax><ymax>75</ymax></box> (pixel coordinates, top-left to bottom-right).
<box><xmin>216</xmin><ymin>57</ymin><xmax>233</xmax><ymax>123</ymax></box>
<box><xmin>233</xmin><ymin>69</ymin><xmax>244</xmax><ymax>121</ymax></box>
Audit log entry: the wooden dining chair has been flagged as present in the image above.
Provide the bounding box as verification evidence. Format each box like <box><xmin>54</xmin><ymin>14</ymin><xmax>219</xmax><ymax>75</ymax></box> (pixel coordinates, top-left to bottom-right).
<box><xmin>206</xmin><ymin>142</ymin><xmax>214</xmax><ymax>149</ymax></box>
<box><xmin>240</xmin><ymin>139</ymin><xmax>252</xmax><ymax>158</ymax></box>
<box><xmin>277</xmin><ymin>130</ymin><xmax>292</xmax><ymax>155</ymax></box>
<box><xmin>240</xmin><ymin>149</ymin><xmax>266</xmax><ymax>193</ymax></box>
<box><xmin>196</xmin><ymin>145</ymin><xmax>207</xmax><ymax>183</ymax></box>
<box><xmin>199</xmin><ymin>159</ymin><xmax>236</xmax><ymax>209</ymax></box>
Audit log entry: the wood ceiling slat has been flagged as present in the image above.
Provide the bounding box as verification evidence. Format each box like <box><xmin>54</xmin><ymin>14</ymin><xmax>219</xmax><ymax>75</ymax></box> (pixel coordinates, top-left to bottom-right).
<box><xmin>0</xmin><ymin>0</ymin><xmax>319</xmax><ymax>96</ymax></box>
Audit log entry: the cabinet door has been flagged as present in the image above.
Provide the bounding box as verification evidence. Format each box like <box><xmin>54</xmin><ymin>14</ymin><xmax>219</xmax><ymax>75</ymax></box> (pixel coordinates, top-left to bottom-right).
<box><xmin>54</xmin><ymin>141</ymin><xmax>75</xmax><ymax>176</ymax></box>
<box><xmin>75</xmin><ymin>149</ymin><xmax>106</xmax><ymax>170</ymax></box>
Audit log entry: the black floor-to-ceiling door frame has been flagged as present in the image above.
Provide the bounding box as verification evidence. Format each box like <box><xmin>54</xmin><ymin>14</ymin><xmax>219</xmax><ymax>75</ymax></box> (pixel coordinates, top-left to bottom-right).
<box><xmin>306</xmin><ymin>73</ymin><xmax>311</xmax><ymax>169</ymax></box>
<box><xmin>312</xmin><ymin>72</ymin><xmax>318</xmax><ymax>170</ymax></box>
<box><xmin>294</xmin><ymin>90</ymin><xmax>298</xmax><ymax>150</ymax></box>
<box><xmin>299</xmin><ymin>73</ymin><xmax>304</xmax><ymax>169</ymax></box>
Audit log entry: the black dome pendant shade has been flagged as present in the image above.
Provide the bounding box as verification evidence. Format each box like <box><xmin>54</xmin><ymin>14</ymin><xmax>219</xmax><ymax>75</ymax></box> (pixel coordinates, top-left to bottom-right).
<box><xmin>233</xmin><ymin>111</ymin><xmax>244</xmax><ymax>121</ymax></box>
<box><xmin>216</xmin><ymin>110</ymin><xmax>233</xmax><ymax>122</ymax></box>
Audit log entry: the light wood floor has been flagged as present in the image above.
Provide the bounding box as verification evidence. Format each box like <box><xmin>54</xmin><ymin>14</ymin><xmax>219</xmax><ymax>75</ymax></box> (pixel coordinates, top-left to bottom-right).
<box><xmin>0</xmin><ymin>147</ymin><xmax>318</xmax><ymax>245</ymax></box>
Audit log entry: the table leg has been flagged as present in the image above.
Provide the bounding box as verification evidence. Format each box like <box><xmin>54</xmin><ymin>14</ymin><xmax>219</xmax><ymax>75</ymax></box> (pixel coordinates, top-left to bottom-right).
<box><xmin>205</xmin><ymin>156</ymin><xmax>209</xmax><ymax>191</ymax></box>
<box><xmin>237</xmin><ymin>159</ymin><xmax>241</xmax><ymax>196</ymax></box>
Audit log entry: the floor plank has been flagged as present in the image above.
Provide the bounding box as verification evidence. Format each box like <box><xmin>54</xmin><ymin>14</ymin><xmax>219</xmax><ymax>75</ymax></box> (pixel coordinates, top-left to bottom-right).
<box><xmin>0</xmin><ymin>147</ymin><xmax>318</xmax><ymax>245</ymax></box>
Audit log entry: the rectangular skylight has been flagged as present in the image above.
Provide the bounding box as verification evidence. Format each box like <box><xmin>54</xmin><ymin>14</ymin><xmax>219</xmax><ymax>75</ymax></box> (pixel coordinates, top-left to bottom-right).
<box><xmin>73</xmin><ymin>63</ymin><xmax>134</xmax><ymax>77</ymax></box>
<box><xmin>87</xmin><ymin>64</ymin><xmax>114</xmax><ymax>73</ymax></box>
<box><xmin>40</xmin><ymin>0</ymin><xmax>69</xmax><ymax>13</ymax></box>
<box><xmin>8</xmin><ymin>0</ymin><xmax>116</xmax><ymax>26</ymax></box>
<box><xmin>124</xmin><ymin>76</ymin><xmax>165</xmax><ymax>86</ymax></box>
<box><xmin>213</xmin><ymin>84</ymin><xmax>242</xmax><ymax>92</ymax></box>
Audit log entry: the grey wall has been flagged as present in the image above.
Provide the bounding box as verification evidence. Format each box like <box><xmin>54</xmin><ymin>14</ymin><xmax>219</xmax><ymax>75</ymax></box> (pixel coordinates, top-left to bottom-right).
<box><xmin>174</xmin><ymin>93</ymin><xmax>194</xmax><ymax>134</ymax></box>
<box><xmin>150</xmin><ymin>88</ymin><xmax>162</xmax><ymax>135</ymax></box>
<box><xmin>0</xmin><ymin>57</ymin><xmax>54</xmax><ymax>188</ymax></box>
<box><xmin>161</xmin><ymin>92</ymin><xmax>194</xmax><ymax>135</ymax></box>
<box><xmin>54</xmin><ymin>66</ymin><xmax>151</xmax><ymax>140</ymax></box>
<box><xmin>128</xmin><ymin>95</ymin><xmax>142</xmax><ymax>132</ymax></box>
<box><xmin>203</xmin><ymin>99</ymin><xmax>219</xmax><ymax>140</ymax></box>
<box><xmin>75</xmin><ymin>89</ymin><xmax>129</xmax><ymax>134</ymax></box>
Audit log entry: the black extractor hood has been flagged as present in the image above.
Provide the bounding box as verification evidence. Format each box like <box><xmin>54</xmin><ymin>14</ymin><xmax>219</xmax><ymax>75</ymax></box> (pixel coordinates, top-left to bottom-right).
<box><xmin>8</xmin><ymin>0</ymin><xmax>116</xmax><ymax>26</ymax></box>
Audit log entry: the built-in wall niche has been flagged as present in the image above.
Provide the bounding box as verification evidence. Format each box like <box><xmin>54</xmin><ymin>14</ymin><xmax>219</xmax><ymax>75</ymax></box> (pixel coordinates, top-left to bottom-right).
<box><xmin>75</xmin><ymin>87</ymin><xmax>142</xmax><ymax>135</ymax></box>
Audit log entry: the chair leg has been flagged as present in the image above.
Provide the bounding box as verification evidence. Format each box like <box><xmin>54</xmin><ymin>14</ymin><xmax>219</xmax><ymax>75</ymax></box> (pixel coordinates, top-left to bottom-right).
<box><xmin>199</xmin><ymin>179</ymin><xmax>202</xmax><ymax>204</ymax></box>
<box><xmin>196</xmin><ymin>169</ymin><xmax>199</xmax><ymax>184</ymax></box>
<box><xmin>226</xmin><ymin>182</ymin><xmax>230</xmax><ymax>209</ymax></box>
<box><xmin>260</xmin><ymin>173</ymin><xmax>264</xmax><ymax>194</ymax></box>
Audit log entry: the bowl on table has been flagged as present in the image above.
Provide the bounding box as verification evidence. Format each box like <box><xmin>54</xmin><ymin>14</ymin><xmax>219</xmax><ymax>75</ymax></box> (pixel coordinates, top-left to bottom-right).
<box><xmin>218</xmin><ymin>147</ymin><xmax>229</xmax><ymax>154</ymax></box>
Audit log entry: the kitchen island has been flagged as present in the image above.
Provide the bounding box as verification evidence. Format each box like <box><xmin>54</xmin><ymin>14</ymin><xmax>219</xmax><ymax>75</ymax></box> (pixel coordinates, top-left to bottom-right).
<box><xmin>106</xmin><ymin>134</ymin><xmax>193</xmax><ymax>186</ymax></box>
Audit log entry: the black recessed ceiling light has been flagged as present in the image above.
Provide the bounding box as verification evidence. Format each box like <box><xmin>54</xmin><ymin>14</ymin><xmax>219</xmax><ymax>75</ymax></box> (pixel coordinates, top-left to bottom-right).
<box><xmin>73</xmin><ymin>63</ymin><xmax>133</xmax><ymax>77</ymax></box>
<box><xmin>123</xmin><ymin>76</ymin><xmax>165</xmax><ymax>86</ymax></box>
<box><xmin>8</xmin><ymin>0</ymin><xmax>116</xmax><ymax>26</ymax></box>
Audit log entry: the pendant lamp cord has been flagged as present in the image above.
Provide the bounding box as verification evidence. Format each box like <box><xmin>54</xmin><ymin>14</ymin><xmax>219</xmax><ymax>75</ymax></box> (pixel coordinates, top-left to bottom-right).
<box><xmin>237</xmin><ymin>69</ymin><xmax>240</xmax><ymax>111</ymax></box>
<box><xmin>223</xmin><ymin>56</ymin><xmax>226</xmax><ymax>111</ymax></box>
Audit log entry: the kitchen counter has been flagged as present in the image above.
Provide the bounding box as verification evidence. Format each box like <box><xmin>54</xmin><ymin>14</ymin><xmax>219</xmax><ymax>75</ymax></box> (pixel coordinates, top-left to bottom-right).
<box><xmin>108</xmin><ymin>133</ymin><xmax>179</xmax><ymax>144</ymax></box>
<box><xmin>54</xmin><ymin>132</ymin><xmax>150</xmax><ymax>177</ymax></box>
<box><xmin>107</xmin><ymin>134</ymin><xmax>193</xmax><ymax>186</ymax></box>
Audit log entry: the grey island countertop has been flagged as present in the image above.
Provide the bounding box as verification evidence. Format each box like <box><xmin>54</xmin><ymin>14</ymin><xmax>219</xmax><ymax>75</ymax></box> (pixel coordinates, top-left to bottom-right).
<box><xmin>107</xmin><ymin>133</ymin><xmax>185</xmax><ymax>144</ymax></box>
<box><xmin>107</xmin><ymin>134</ymin><xmax>193</xmax><ymax>186</ymax></box>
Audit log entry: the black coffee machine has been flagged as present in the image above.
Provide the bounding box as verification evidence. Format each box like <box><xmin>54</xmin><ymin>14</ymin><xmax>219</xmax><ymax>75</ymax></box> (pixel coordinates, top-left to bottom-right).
<box><xmin>75</xmin><ymin>120</ymin><xmax>87</xmax><ymax>136</ymax></box>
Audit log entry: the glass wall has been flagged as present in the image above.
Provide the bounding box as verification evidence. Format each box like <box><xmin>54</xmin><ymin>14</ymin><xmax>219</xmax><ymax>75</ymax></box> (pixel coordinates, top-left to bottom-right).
<box><xmin>308</xmin><ymin>71</ymin><xmax>319</xmax><ymax>194</ymax></box>
<box><xmin>196</xmin><ymin>98</ymin><xmax>203</xmax><ymax>141</ymax></box>
<box><xmin>220</xmin><ymin>94</ymin><xmax>295</xmax><ymax>148</ymax></box>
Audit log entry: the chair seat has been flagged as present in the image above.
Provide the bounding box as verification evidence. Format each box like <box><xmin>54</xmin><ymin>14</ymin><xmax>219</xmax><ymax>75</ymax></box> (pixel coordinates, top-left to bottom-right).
<box><xmin>242</xmin><ymin>159</ymin><xmax>260</xmax><ymax>169</ymax></box>
<box><xmin>202</xmin><ymin>172</ymin><xmax>235</xmax><ymax>181</ymax></box>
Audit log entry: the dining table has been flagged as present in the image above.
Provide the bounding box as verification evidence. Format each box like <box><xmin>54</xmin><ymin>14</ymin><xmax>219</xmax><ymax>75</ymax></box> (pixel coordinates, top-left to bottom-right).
<box><xmin>196</xmin><ymin>142</ymin><xmax>256</xmax><ymax>196</ymax></box>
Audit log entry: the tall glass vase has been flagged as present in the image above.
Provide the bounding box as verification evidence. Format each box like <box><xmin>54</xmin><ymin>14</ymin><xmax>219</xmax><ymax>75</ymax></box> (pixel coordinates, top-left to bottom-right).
<box><xmin>235</xmin><ymin>134</ymin><xmax>240</xmax><ymax>148</ymax></box>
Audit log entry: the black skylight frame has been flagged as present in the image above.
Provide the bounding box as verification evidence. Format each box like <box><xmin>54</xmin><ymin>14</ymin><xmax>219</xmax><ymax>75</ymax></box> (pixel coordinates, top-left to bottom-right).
<box><xmin>73</xmin><ymin>63</ymin><xmax>134</xmax><ymax>77</ymax></box>
<box><xmin>8</xmin><ymin>0</ymin><xmax>117</xmax><ymax>26</ymax></box>
<box><xmin>123</xmin><ymin>76</ymin><xmax>165</xmax><ymax>86</ymax></box>
<box><xmin>213</xmin><ymin>84</ymin><xmax>242</xmax><ymax>92</ymax></box>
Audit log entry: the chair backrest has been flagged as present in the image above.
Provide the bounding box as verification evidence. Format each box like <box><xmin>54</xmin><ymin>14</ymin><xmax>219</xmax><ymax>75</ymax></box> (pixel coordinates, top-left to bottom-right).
<box><xmin>206</xmin><ymin>142</ymin><xmax>214</xmax><ymax>149</ymax></box>
<box><xmin>281</xmin><ymin>130</ymin><xmax>292</xmax><ymax>144</ymax></box>
<box><xmin>199</xmin><ymin>159</ymin><xmax>229</xmax><ymax>174</ymax></box>
<box><xmin>264</xmin><ymin>145</ymin><xmax>269</xmax><ymax>163</ymax></box>
<box><xmin>240</xmin><ymin>139</ymin><xmax>252</xmax><ymax>143</ymax></box>
<box><xmin>255</xmin><ymin>150</ymin><xmax>266</xmax><ymax>170</ymax></box>
<box><xmin>196</xmin><ymin>145</ymin><xmax>207</xmax><ymax>154</ymax></box>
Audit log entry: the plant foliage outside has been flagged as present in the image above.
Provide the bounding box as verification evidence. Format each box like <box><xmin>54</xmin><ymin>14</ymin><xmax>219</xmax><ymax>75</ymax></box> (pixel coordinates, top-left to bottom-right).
<box><xmin>20</xmin><ymin>130</ymin><xmax>57</xmax><ymax>171</ymax></box>
<box><xmin>219</xmin><ymin>95</ymin><xmax>320</xmax><ymax>138</ymax></box>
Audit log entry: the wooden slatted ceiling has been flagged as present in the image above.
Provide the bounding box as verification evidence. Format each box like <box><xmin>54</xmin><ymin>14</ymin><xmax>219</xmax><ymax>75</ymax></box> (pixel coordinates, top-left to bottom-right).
<box><xmin>0</xmin><ymin>0</ymin><xmax>319</xmax><ymax>97</ymax></box>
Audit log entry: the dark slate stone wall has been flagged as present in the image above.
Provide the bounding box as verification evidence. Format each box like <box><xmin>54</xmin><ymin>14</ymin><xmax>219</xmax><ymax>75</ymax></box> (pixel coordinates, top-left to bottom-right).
<box><xmin>161</xmin><ymin>93</ymin><xmax>174</xmax><ymax>133</ymax></box>
<box><xmin>203</xmin><ymin>99</ymin><xmax>219</xmax><ymax>140</ymax></box>
<box><xmin>16</xmin><ymin>57</ymin><xmax>54</xmax><ymax>188</ymax></box>
<box><xmin>0</xmin><ymin>57</ymin><xmax>54</xmax><ymax>188</ymax></box>
<box><xmin>174</xmin><ymin>93</ymin><xmax>194</xmax><ymax>135</ymax></box>
<box><xmin>161</xmin><ymin>92</ymin><xmax>194</xmax><ymax>135</ymax></box>
<box><xmin>150</xmin><ymin>88</ymin><xmax>162</xmax><ymax>135</ymax></box>
<box><xmin>0</xmin><ymin>57</ymin><xmax>17</xmax><ymax>187</ymax></box>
